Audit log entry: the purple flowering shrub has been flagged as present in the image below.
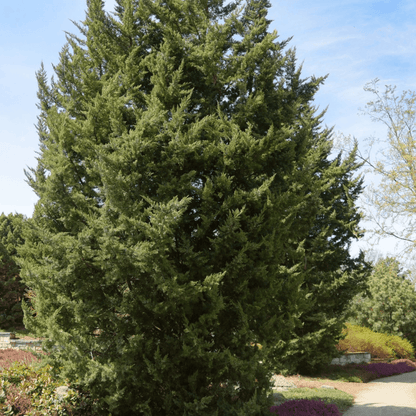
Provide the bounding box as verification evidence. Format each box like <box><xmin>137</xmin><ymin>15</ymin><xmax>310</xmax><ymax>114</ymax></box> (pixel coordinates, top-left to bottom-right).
<box><xmin>358</xmin><ymin>362</ymin><xmax>415</xmax><ymax>378</ymax></box>
<box><xmin>269</xmin><ymin>399</ymin><xmax>341</xmax><ymax>416</ymax></box>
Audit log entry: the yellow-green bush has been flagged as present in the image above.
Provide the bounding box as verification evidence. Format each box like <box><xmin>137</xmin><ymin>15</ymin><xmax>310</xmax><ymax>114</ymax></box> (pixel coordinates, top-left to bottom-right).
<box><xmin>0</xmin><ymin>358</ymin><xmax>99</xmax><ymax>415</ymax></box>
<box><xmin>337</xmin><ymin>323</ymin><xmax>414</xmax><ymax>360</ymax></box>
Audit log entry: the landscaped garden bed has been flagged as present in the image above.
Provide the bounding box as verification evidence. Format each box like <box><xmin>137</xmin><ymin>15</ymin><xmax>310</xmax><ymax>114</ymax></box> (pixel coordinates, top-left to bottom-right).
<box><xmin>0</xmin><ymin>321</ymin><xmax>415</xmax><ymax>415</ymax></box>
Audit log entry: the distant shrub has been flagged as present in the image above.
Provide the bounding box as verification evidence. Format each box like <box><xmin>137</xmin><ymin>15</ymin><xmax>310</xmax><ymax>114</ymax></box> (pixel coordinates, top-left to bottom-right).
<box><xmin>337</xmin><ymin>323</ymin><xmax>414</xmax><ymax>360</ymax></box>
<box><xmin>269</xmin><ymin>399</ymin><xmax>341</xmax><ymax>415</ymax></box>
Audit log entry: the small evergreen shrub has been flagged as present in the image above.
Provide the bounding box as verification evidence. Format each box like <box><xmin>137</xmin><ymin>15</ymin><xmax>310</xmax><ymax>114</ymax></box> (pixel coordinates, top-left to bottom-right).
<box><xmin>269</xmin><ymin>399</ymin><xmax>341</xmax><ymax>416</ymax></box>
<box><xmin>337</xmin><ymin>323</ymin><xmax>414</xmax><ymax>360</ymax></box>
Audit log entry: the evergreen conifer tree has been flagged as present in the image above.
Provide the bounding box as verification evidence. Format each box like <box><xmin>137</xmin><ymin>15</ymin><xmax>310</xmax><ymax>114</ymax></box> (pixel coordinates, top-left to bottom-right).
<box><xmin>19</xmin><ymin>0</ymin><xmax>368</xmax><ymax>413</ymax></box>
<box><xmin>280</xmin><ymin>149</ymin><xmax>371</xmax><ymax>375</ymax></box>
<box><xmin>0</xmin><ymin>213</ymin><xmax>28</xmax><ymax>329</ymax></box>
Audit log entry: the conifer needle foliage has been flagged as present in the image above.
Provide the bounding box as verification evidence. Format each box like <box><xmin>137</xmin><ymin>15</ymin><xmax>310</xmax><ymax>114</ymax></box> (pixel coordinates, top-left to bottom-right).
<box><xmin>19</xmin><ymin>0</ymin><xmax>368</xmax><ymax>414</ymax></box>
<box><xmin>0</xmin><ymin>213</ymin><xmax>28</xmax><ymax>329</ymax></box>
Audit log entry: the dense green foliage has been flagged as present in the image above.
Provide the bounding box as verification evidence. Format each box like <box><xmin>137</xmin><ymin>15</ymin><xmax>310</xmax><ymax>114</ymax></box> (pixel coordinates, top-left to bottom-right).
<box><xmin>346</xmin><ymin>257</ymin><xmax>416</xmax><ymax>349</ymax></box>
<box><xmin>19</xmin><ymin>0</ymin><xmax>368</xmax><ymax>414</ymax></box>
<box><xmin>0</xmin><ymin>213</ymin><xmax>28</xmax><ymax>328</ymax></box>
<box><xmin>338</xmin><ymin>323</ymin><xmax>414</xmax><ymax>360</ymax></box>
<box><xmin>280</xmin><ymin>149</ymin><xmax>370</xmax><ymax>376</ymax></box>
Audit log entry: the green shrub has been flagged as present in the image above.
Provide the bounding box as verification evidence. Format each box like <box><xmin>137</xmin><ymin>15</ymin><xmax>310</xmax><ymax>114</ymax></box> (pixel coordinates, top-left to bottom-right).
<box><xmin>0</xmin><ymin>349</ymin><xmax>98</xmax><ymax>415</ymax></box>
<box><xmin>337</xmin><ymin>323</ymin><xmax>414</xmax><ymax>360</ymax></box>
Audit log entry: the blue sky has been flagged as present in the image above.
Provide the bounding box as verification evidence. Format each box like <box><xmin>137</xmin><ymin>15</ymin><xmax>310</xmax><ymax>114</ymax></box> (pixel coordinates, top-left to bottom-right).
<box><xmin>1</xmin><ymin>0</ymin><xmax>414</xmax><ymax>259</ymax></box>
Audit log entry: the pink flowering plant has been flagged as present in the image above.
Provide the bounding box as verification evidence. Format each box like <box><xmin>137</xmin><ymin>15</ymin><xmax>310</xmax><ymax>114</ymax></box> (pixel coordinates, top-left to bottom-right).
<box><xmin>269</xmin><ymin>399</ymin><xmax>341</xmax><ymax>416</ymax></box>
<box><xmin>356</xmin><ymin>362</ymin><xmax>415</xmax><ymax>378</ymax></box>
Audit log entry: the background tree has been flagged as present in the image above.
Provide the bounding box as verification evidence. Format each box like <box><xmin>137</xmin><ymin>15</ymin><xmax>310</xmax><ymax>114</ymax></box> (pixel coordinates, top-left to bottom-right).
<box><xmin>339</xmin><ymin>79</ymin><xmax>416</xmax><ymax>258</ymax></box>
<box><xmin>346</xmin><ymin>256</ymin><xmax>416</xmax><ymax>349</ymax></box>
<box><xmin>0</xmin><ymin>213</ymin><xmax>28</xmax><ymax>329</ymax></box>
<box><xmin>19</xmin><ymin>0</ymin><xmax>368</xmax><ymax>414</ymax></box>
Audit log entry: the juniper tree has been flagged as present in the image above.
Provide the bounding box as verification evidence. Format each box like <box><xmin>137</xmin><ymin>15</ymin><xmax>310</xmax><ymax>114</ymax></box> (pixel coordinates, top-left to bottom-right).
<box><xmin>19</xmin><ymin>0</ymin><xmax>367</xmax><ymax>414</ymax></box>
<box><xmin>0</xmin><ymin>213</ymin><xmax>28</xmax><ymax>329</ymax></box>
<box><xmin>282</xmin><ymin>148</ymin><xmax>371</xmax><ymax>375</ymax></box>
